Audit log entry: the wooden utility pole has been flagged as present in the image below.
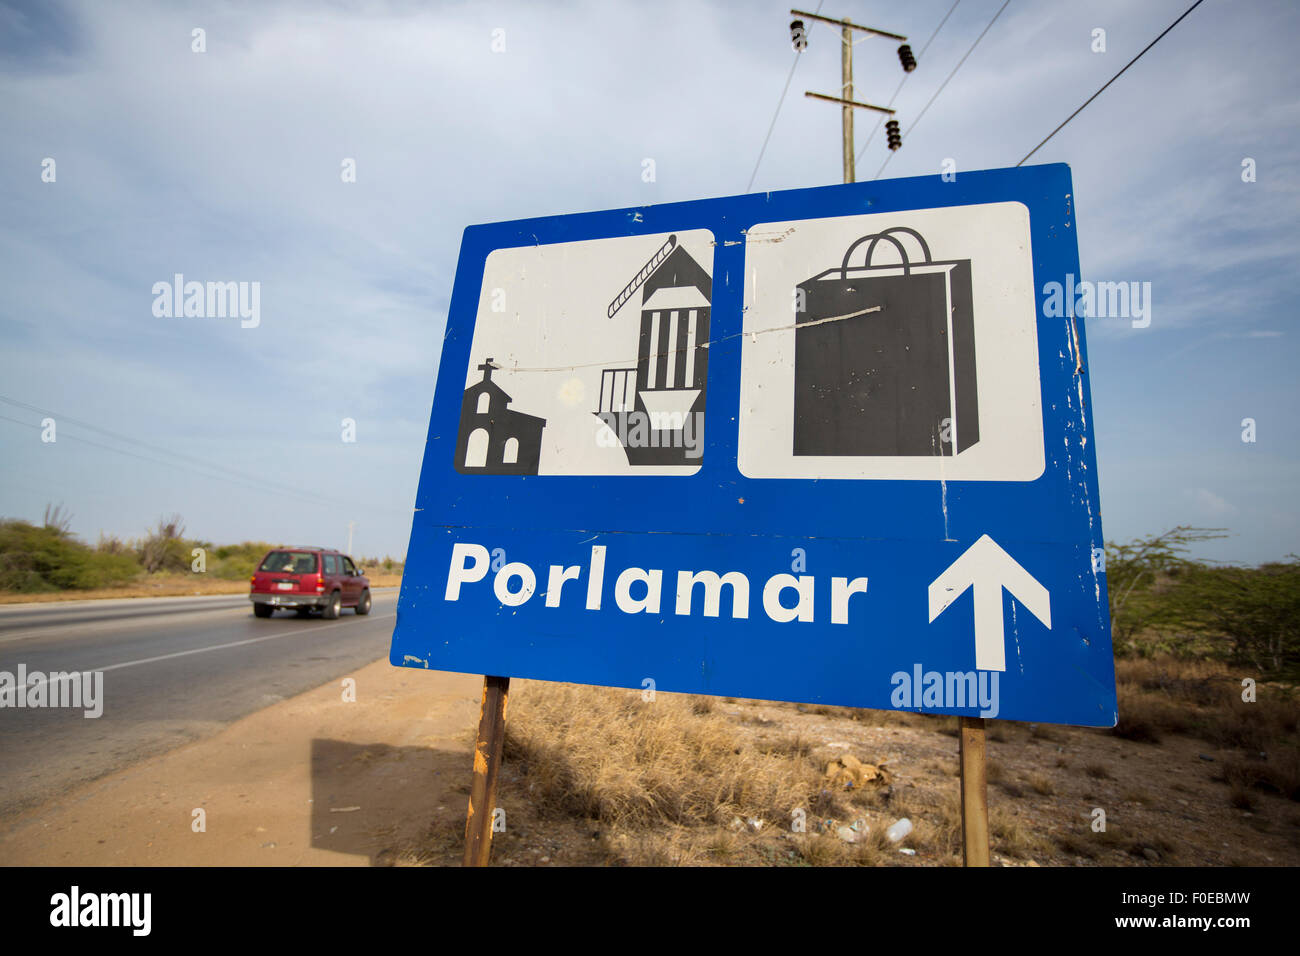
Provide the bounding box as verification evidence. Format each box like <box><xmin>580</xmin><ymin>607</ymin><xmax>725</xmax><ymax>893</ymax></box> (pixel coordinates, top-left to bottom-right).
<box><xmin>794</xmin><ymin>8</ymin><xmax>905</xmax><ymax>184</ymax></box>
<box><xmin>841</xmin><ymin>25</ymin><xmax>853</xmax><ymax>183</ymax></box>
<box><xmin>958</xmin><ymin>716</ymin><xmax>991</xmax><ymax>866</ymax></box>
<box><xmin>463</xmin><ymin>674</ymin><xmax>510</xmax><ymax>866</ymax></box>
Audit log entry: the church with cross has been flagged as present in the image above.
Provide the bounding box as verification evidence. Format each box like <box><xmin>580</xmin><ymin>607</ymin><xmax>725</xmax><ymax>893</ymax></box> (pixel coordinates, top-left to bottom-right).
<box><xmin>456</xmin><ymin>358</ymin><xmax>547</xmax><ymax>475</ymax></box>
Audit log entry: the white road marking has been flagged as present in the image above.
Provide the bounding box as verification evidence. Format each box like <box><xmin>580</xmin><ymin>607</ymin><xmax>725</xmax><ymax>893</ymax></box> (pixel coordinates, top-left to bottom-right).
<box><xmin>20</xmin><ymin>612</ymin><xmax>395</xmax><ymax>690</ymax></box>
<box><xmin>0</xmin><ymin>589</ymin><xmax>400</xmax><ymax>645</ymax></box>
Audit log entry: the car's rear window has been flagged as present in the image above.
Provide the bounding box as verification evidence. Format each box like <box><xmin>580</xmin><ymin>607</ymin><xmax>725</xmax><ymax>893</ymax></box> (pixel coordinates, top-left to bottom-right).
<box><xmin>259</xmin><ymin>551</ymin><xmax>319</xmax><ymax>574</ymax></box>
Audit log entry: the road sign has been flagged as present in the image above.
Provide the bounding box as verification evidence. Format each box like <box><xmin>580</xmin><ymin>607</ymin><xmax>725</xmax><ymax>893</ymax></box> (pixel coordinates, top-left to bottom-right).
<box><xmin>391</xmin><ymin>163</ymin><xmax>1116</xmax><ymax>727</ymax></box>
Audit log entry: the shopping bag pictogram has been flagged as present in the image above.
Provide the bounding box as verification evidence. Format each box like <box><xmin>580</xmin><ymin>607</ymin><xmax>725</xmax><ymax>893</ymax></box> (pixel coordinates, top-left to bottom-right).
<box><xmin>793</xmin><ymin>226</ymin><xmax>979</xmax><ymax>457</ymax></box>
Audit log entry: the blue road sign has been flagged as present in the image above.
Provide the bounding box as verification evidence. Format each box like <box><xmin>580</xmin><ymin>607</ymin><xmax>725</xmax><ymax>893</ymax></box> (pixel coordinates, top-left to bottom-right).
<box><xmin>390</xmin><ymin>163</ymin><xmax>1116</xmax><ymax>727</ymax></box>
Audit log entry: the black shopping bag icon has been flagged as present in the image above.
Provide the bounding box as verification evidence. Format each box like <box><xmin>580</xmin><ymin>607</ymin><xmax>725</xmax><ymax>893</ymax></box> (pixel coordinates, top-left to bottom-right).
<box><xmin>793</xmin><ymin>226</ymin><xmax>979</xmax><ymax>457</ymax></box>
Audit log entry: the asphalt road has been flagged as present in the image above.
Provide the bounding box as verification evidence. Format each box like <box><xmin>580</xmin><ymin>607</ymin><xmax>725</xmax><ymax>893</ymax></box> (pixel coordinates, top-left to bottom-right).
<box><xmin>0</xmin><ymin>590</ymin><xmax>397</xmax><ymax>824</ymax></box>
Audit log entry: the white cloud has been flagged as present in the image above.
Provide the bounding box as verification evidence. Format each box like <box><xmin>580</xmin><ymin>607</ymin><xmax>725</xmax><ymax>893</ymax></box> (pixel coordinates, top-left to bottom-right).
<box><xmin>1185</xmin><ymin>487</ymin><xmax>1238</xmax><ymax>517</ymax></box>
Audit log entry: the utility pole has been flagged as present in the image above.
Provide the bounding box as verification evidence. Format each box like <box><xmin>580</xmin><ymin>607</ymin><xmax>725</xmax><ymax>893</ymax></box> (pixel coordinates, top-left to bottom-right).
<box><xmin>841</xmin><ymin>23</ymin><xmax>854</xmax><ymax>183</ymax></box>
<box><xmin>791</xmin><ymin>9</ymin><xmax>914</xmax><ymax>183</ymax></box>
<box><xmin>346</xmin><ymin>520</ymin><xmax>355</xmax><ymax>556</ymax></box>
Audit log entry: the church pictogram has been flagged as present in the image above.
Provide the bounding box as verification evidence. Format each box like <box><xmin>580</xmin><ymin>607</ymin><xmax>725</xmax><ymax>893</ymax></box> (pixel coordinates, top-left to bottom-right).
<box><xmin>456</xmin><ymin>358</ymin><xmax>546</xmax><ymax>475</ymax></box>
<box><xmin>456</xmin><ymin>230</ymin><xmax>715</xmax><ymax>477</ymax></box>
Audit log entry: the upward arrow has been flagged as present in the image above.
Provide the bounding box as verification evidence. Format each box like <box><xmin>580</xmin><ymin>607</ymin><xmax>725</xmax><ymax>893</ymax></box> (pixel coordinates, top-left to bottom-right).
<box><xmin>928</xmin><ymin>534</ymin><xmax>1051</xmax><ymax>673</ymax></box>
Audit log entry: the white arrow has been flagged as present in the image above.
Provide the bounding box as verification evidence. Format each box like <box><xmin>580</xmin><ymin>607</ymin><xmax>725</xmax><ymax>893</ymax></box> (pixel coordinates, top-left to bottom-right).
<box><xmin>928</xmin><ymin>534</ymin><xmax>1051</xmax><ymax>672</ymax></box>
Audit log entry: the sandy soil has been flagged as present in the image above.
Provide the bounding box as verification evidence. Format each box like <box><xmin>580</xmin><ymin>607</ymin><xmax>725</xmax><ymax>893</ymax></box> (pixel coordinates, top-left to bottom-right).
<box><xmin>0</xmin><ymin>658</ymin><xmax>480</xmax><ymax>865</ymax></box>
<box><xmin>708</xmin><ymin>698</ymin><xmax>1300</xmax><ymax>867</ymax></box>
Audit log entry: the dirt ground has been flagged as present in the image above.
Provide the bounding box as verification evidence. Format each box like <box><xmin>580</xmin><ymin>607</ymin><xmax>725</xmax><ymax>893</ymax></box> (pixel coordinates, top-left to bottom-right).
<box><xmin>2</xmin><ymin>657</ymin><xmax>1296</xmax><ymax>867</ymax></box>
<box><xmin>0</xmin><ymin>659</ymin><xmax>481</xmax><ymax>865</ymax></box>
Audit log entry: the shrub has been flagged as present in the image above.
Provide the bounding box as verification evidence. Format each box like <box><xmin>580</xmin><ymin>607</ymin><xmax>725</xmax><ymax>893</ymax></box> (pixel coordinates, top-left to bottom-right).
<box><xmin>0</xmin><ymin>519</ymin><xmax>139</xmax><ymax>591</ymax></box>
<box><xmin>139</xmin><ymin>514</ymin><xmax>190</xmax><ymax>573</ymax></box>
<box><xmin>209</xmin><ymin>541</ymin><xmax>276</xmax><ymax>580</ymax></box>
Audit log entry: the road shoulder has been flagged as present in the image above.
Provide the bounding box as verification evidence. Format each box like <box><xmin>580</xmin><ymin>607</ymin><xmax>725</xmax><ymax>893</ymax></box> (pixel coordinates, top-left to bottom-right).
<box><xmin>0</xmin><ymin>658</ymin><xmax>481</xmax><ymax>865</ymax></box>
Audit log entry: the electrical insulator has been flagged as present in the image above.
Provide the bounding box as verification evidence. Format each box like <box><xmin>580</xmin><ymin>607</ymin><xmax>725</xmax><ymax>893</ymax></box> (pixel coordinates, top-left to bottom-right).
<box><xmin>790</xmin><ymin>19</ymin><xmax>808</xmax><ymax>52</ymax></box>
<box><xmin>886</xmin><ymin>119</ymin><xmax>902</xmax><ymax>151</ymax></box>
<box><xmin>897</xmin><ymin>43</ymin><xmax>916</xmax><ymax>72</ymax></box>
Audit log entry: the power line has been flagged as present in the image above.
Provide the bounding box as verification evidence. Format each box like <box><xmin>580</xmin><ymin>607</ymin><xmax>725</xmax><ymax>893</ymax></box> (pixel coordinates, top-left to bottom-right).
<box><xmin>856</xmin><ymin>0</ymin><xmax>963</xmax><ymax>164</ymax></box>
<box><xmin>1016</xmin><ymin>0</ymin><xmax>1207</xmax><ymax>165</ymax></box>
<box><xmin>0</xmin><ymin>412</ymin><xmax>346</xmax><ymax>510</ymax></box>
<box><xmin>0</xmin><ymin>395</ymin><xmax>417</xmax><ymax>516</ymax></box>
<box><xmin>746</xmin><ymin>0</ymin><xmax>825</xmax><ymax>192</ymax></box>
<box><xmin>746</xmin><ymin>51</ymin><xmax>803</xmax><ymax>192</ymax></box>
<box><xmin>873</xmin><ymin>0</ymin><xmax>1012</xmax><ymax>181</ymax></box>
<box><xmin>0</xmin><ymin>394</ymin><xmax>347</xmax><ymax>508</ymax></box>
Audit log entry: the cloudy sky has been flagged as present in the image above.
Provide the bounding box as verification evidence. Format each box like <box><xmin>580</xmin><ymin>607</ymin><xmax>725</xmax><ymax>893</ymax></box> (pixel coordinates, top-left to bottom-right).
<box><xmin>0</xmin><ymin>0</ymin><xmax>1296</xmax><ymax>564</ymax></box>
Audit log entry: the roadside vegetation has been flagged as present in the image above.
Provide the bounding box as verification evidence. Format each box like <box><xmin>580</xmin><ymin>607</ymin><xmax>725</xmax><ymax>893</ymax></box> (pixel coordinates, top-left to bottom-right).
<box><xmin>1107</xmin><ymin>526</ymin><xmax>1299</xmax><ymax>681</ymax></box>
<box><xmin>0</xmin><ymin>503</ymin><xmax>404</xmax><ymax>598</ymax></box>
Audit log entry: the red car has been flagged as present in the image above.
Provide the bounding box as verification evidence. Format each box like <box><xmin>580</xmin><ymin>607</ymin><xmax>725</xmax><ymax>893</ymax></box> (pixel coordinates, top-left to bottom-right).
<box><xmin>250</xmin><ymin>547</ymin><xmax>372</xmax><ymax>619</ymax></box>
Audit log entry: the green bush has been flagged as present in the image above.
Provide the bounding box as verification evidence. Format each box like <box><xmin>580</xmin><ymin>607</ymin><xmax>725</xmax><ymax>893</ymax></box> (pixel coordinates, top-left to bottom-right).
<box><xmin>1169</xmin><ymin>559</ymin><xmax>1300</xmax><ymax>680</ymax></box>
<box><xmin>209</xmin><ymin>541</ymin><xmax>276</xmax><ymax>580</ymax></box>
<box><xmin>1108</xmin><ymin>528</ymin><xmax>1300</xmax><ymax>680</ymax></box>
<box><xmin>139</xmin><ymin>514</ymin><xmax>192</xmax><ymax>573</ymax></box>
<box><xmin>0</xmin><ymin>520</ymin><xmax>140</xmax><ymax>592</ymax></box>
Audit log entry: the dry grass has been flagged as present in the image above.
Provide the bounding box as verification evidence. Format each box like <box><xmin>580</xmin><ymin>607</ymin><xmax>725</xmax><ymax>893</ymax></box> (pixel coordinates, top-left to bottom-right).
<box><xmin>1216</xmin><ymin>751</ymin><xmax>1300</xmax><ymax>802</ymax></box>
<box><xmin>504</xmin><ymin>683</ymin><xmax>820</xmax><ymax>835</ymax></box>
<box><xmin>0</xmin><ymin>574</ymin><xmax>248</xmax><ymax>603</ymax></box>
<box><xmin>1110</xmin><ymin>657</ymin><xmax>1298</xmax><ymax>750</ymax></box>
<box><xmin>689</xmin><ymin>695</ymin><xmax>715</xmax><ymax>715</ymax></box>
<box><xmin>907</xmin><ymin>791</ymin><xmax>1046</xmax><ymax>863</ymax></box>
<box><xmin>0</xmin><ymin>572</ymin><xmax>403</xmax><ymax>603</ymax></box>
<box><xmin>500</xmin><ymin>682</ymin><xmax>924</xmax><ymax>865</ymax></box>
<box><xmin>1027</xmin><ymin>773</ymin><xmax>1056</xmax><ymax>796</ymax></box>
<box><xmin>488</xmin><ymin>654</ymin><xmax>1300</xmax><ymax>867</ymax></box>
<box><xmin>991</xmin><ymin>806</ymin><xmax>1050</xmax><ymax>859</ymax></box>
<box><xmin>914</xmin><ymin>791</ymin><xmax>962</xmax><ymax>860</ymax></box>
<box><xmin>1029</xmin><ymin>722</ymin><xmax>1064</xmax><ymax>743</ymax></box>
<box><xmin>1054</xmin><ymin>834</ymin><xmax>1097</xmax><ymax>860</ymax></box>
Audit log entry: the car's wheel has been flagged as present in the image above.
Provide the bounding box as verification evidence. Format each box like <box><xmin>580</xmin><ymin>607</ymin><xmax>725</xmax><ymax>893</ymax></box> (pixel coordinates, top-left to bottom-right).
<box><xmin>253</xmin><ymin>603</ymin><xmax>274</xmax><ymax>618</ymax></box>
<box><xmin>323</xmin><ymin>591</ymin><xmax>342</xmax><ymax>620</ymax></box>
<box><xmin>355</xmin><ymin>589</ymin><xmax>372</xmax><ymax>615</ymax></box>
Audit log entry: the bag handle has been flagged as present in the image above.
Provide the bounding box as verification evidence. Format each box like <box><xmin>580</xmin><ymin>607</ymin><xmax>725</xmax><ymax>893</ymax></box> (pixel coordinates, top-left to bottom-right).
<box><xmin>839</xmin><ymin>227</ymin><xmax>933</xmax><ymax>278</ymax></box>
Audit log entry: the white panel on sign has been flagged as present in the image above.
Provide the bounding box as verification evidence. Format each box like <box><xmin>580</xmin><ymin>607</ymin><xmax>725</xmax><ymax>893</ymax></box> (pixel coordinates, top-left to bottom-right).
<box><xmin>738</xmin><ymin>201</ymin><xmax>1044</xmax><ymax>481</ymax></box>
<box><xmin>460</xmin><ymin>230</ymin><xmax>715</xmax><ymax>476</ymax></box>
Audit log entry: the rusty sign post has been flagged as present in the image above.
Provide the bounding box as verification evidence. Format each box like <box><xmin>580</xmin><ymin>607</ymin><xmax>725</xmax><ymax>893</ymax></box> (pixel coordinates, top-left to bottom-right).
<box><xmin>463</xmin><ymin>674</ymin><xmax>509</xmax><ymax>867</ymax></box>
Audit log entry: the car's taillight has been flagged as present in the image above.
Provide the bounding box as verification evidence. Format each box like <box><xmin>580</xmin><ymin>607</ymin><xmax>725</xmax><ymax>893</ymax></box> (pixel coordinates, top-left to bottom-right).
<box><xmin>314</xmin><ymin>573</ymin><xmax>325</xmax><ymax>593</ymax></box>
